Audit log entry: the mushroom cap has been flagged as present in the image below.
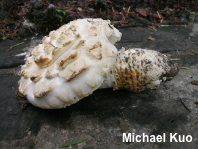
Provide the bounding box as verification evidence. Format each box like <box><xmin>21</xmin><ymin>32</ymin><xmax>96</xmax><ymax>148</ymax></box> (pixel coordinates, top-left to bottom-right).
<box><xmin>18</xmin><ymin>18</ymin><xmax>122</xmax><ymax>109</ymax></box>
<box><xmin>113</xmin><ymin>48</ymin><xmax>179</xmax><ymax>92</ymax></box>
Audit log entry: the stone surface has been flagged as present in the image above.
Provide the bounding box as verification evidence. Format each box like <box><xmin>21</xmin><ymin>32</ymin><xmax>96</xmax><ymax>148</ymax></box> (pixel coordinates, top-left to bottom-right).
<box><xmin>116</xmin><ymin>24</ymin><xmax>198</xmax><ymax>53</ymax></box>
<box><xmin>0</xmin><ymin>23</ymin><xmax>198</xmax><ymax>149</ymax></box>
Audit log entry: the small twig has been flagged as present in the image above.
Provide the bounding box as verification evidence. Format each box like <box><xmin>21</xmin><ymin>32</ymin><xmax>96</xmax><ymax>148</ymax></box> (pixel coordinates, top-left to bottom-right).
<box><xmin>112</xmin><ymin>7</ymin><xmax>115</xmax><ymax>14</ymax></box>
<box><xmin>161</xmin><ymin>24</ymin><xmax>187</xmax><ymax>27</ymax></box>
<box><xmin>157</xmin><ymin>11</ymin><xmax>161</xmax><ymax>18</ymax></box>
<box><xmin>68</xmin><ymin>5</ymin><xmax>75</xmax><ymax>11</ymax></box>
<box><xmin>179</xmin><ymin>98</ymin><xmax>191</xmax><ymax>112</ymax></box>
<box><xmin>59</xmin><ymin>138</ymin><xmax>87</xmax><ymax>148</ymax></box>
<box><xmin>185</xmin><ymin>8</ymin><xmax>191</xmax><ymax>13</ymax></box>
<box><xmin>126</xmin><ymin>6</ymin><xmax>131</xmax><ymax>16</ymax></box>
<box><xmin>170</xmin><ymin>58</ymin><xmax>180</xmax><ymax>61</ymax></box>
<box><xmin>122</xmin><ymin>125</ymin><xmax>129</xmax><ymax>133</ymax></box>
<box><xmin>148</xmin><ymin>26</ymin><xmax>157</xmax><ymax>31</ymax></box>
<box><xmin>181</xmin><ymin>67</ymin><xmax>189</xmax><ymax>70</ymax></box>
<box><xmin>161</xmin><ymin>25</ymin><xmax>169</xmax><ymax>27</ymax></box>
<box><xmin>10</xmin><ymin>42</ymin><xmax>25</xmax><ymax>49</ymax></box>
<box><xmin>127</xmin><ymin>6</ymin><xmax>131</xmax><ymax>12</ymax></box>
<box><xmin>157</xmin><ymin>11</ymin><xmax>163</xmax><ymax>23</ymax></box>
<box><xmin>111</xmin><ymin>21</ymin><xmax>120</xmax><ymax>25</ymax></box>
<box><xmin>148</xmin><ymin>27</ymin><xmax>155</xmax><ymax>31</ymax></box>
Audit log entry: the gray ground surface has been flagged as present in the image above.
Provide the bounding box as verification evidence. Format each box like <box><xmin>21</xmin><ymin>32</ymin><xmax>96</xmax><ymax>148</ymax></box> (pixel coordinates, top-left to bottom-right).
<box><xmin>0</xmin><ymin>23</ymin><xmax>198</xmax><ymax>149</ymax></box>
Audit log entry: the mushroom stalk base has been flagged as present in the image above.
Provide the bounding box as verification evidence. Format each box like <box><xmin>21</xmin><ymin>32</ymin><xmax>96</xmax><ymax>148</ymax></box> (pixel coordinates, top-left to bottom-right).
<box><xmin>100</xmin><ymin>48</ymin><xmax>180</xmax><ymax>93</ymax></box>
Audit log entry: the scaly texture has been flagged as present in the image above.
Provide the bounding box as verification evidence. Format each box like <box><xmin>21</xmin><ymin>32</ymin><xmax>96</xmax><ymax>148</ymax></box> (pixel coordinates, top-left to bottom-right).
<box><xmin>18</xmin><ymin>18</ymin><xmax>122</xmax><ymax>109</ymax></box>
<box><xmin>113</xmin><ymin>48</ymin><xmax>179</xmax><ymax>92</ymax></box>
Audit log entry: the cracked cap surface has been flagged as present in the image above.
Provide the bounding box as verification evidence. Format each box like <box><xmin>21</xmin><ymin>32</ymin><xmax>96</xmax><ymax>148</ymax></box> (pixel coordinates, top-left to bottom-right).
<box><xmin>18</xmin><ymin>18</ymin><xmax>122</xmax><ymax>109</ymax></box>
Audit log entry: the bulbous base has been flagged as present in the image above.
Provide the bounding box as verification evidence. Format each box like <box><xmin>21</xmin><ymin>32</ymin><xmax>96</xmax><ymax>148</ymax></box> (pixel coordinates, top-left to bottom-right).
<box><xmin>101</xmin><ymin>48</ymin><xmax>180</xmax><ymax>93</ymax></box>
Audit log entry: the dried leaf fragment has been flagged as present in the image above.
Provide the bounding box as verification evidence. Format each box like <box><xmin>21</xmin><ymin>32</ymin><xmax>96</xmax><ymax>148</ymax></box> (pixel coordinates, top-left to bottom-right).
<box><xmin>148</xmin><ymin>36</ymin><xmax>155</xmax><ymax>41</ymax></box>
<box><xmin>191</xmin><ymin>80</ymin><xmax>198</xmax><ymax>85</ymax></box>
<box><xmin>136</xmin><ymin>8</ymin><xmax>147</xmax><ymax>17</ymax></box>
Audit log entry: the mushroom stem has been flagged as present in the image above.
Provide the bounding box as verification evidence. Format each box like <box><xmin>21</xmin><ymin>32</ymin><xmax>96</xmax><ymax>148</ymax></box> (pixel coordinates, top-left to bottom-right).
<box><xmin>100</xmin><ymin>48</ymin><xmax>180</xmax><ymax>93</ymax></box>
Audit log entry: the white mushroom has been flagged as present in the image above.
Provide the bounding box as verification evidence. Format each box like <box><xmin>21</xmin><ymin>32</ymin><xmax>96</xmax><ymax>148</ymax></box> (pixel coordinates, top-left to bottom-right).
<box><xmin>18</xmin><ymin>18</ymin><xmax>179</xmax><ymax>109</ymax></box>
<box><xmin>19</xmin><ymin>18</ymin><xmax>121</xmax><ymax>109</ymax></box>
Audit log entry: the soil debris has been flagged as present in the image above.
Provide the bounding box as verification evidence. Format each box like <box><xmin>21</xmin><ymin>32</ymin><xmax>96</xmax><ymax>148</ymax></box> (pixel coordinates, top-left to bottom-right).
<box><xmin>191</xmin><ymin>80</ymin><xmax>198</xmax><ymax>85</ymax></box>
<box><xmin>0</xmin><ymin>0</ymin><xmax>197</xmax><ymax>39</ymax></box>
